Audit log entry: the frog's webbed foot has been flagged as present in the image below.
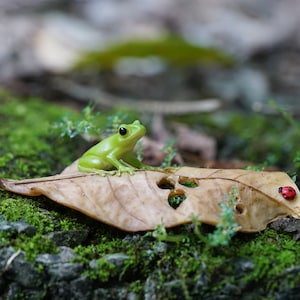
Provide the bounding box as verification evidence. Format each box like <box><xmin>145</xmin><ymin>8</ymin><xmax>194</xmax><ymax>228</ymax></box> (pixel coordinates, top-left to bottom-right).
<box><xmin>78</xmin><ymin>165</ymin><xmax>117</xmax><ymax>176</ymax></box>
<box><xmin>115</xmin><ymin>167</ymin><xmax>136</xmax><ymax>176</ymax></box>
<box><xmin>86</xmin><ymin>169</ymin><xmax>118</xmax><ymax>176</ymax></box>
<box><xmin>82</xmin><ymin>168</ymin><xmax>136</xmax><ymax>176</ymax></box>
<box><xmin>94</xmin><ymin>169</ymin><xmax>118</xmax><ymax>176</ymax></box>
<box><xmin>97</xmin><ymin>168</ymin><xmax>136</xmax><ymax>176</ymax></box>
<box><xmin>78</xmin><ymin>165</ymin><xmax>137</xmax><ymax>176</ymax></box>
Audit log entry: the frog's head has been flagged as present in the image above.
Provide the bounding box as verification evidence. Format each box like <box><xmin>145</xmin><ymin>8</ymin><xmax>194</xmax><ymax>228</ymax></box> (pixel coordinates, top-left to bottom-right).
<box><xmin>117</xmin><ymin>120</ymin><xmax>146</xmax><ymax>146</ymax></box>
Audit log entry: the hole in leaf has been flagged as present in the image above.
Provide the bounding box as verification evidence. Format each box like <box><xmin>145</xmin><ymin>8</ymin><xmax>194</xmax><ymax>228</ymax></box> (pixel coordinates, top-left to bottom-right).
<box><xmin>235</xmin><ymin>204</ymin><xmax>245</xmax><ymax>214</ymax></box>
<box><xmin>178</xmin><ymin>176</ymin><xmax>199</xmax><ymax>188</ymax></box>
<box><xmin>157</xmin><ymin>176</ymin><xmax>176</xmax><ymax>189</ymax></box>
<box><xmin>168</xmin><ymin>189</ymin><xmax>186</xmax><ymax>209</ymax></box>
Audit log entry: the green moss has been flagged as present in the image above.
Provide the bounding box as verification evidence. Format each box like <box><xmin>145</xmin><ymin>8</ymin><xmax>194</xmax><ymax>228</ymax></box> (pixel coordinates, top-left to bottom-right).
<box><xmin>0</xmin><ymin>195</ymin><xmax>92</xmax><ymax>260</ymax></box>
<box><xmin>239</xmin><ymin>230</ymin><xmax>300</xmax><ymax>283</ymax></box>
<box><xmin>129</xmin><ymin>280</ymin><xmax>144</xmax><ymax>294</ymax></box>
<box><xmin>0</xmin><ymin>197</ymin><xmax>55</xmax><ymax>232</ymax></box>
<box><xmin>224</xmin><ymin>113</ymin><xmax>299</xmax><ymax>165</ymax></box>
<box><xmin>0</xmin><ymin>196</ymin><xmax>87</xmax><ymax>233</ymax></box>
<box><xmin>88</xmin><ymin>258</ymin><xmax>117</xmax><ymax>282</ymax></box>
<box><xmin>16</xmin><ymin>234</ymin><xmax>59</xmax><ymax>261</ymax></box>
<box><xmin>74</xmin><ymin>238</ymin><xmax>130</xmax><ymax>282</ymax></box>
<box><xmin>0</xmin><ymin>231</ymin><xmax>58</xmax><ymax>261</ymax></box>
<box><xmin>122</xmin><ymin>225</ymin><xmax>300</xmax><ymax>297</ymax></box>
<box><xmin>74</xmin><ymin>234</ymin><xmax>161</xmax><ymax>285</ymax></box>
<box><xmin>74</xmin><ymin>237</ymin><xmax>128</xmax><ymax>262</ymax></box>
<box><xmin>0</xmin><ymin>91</ymin><xmax>92</xmax><ymax>261</ymax></box>
<box><xmin>0</xmin><ymin>90</ymin><xmax>82</xmax><ymax>179</ymax></box>
<box><xmin>174</xmin><ymin>109</ymin><xmax>300</xmax><ymax>169</ymax></box>
<box><xmin>75</xmin><ymin>36</ymin><xmax>235</xmax><ymax>70</ymax></box>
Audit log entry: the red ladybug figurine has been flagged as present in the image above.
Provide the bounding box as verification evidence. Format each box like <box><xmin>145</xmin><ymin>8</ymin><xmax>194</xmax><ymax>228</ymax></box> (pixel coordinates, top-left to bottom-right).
<box><xmin>278</xmin><ymin>186</ymin><xmax>296</xmax><ymax>200</ymax></box>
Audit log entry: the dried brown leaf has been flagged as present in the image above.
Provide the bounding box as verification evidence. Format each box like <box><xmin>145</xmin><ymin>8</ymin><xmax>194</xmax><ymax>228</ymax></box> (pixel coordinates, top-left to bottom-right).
<box><xmin>1</xmin><ymin>164</ymin><xmax>299</xmax><ymax>232</ymax></box>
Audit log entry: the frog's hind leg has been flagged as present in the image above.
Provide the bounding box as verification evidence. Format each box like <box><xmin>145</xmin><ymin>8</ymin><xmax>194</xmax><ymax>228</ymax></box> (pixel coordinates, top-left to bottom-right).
<box><xmin>78</xmin><ymin>155</ymin><xmax>115</xmax><ymax>176</ymax></box>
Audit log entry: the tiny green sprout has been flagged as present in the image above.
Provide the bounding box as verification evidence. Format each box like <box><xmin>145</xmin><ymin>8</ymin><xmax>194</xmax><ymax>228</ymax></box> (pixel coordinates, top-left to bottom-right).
<box><xmin>135</xmin><ymin>140</ymin><xmax>144</xmax><ymax>162</ymax></box>
<box><xmin>77</xmin><ymin>105</ymin><xmax>101</xmax><ymax>135</ymax></box>
<box><xmin>152</xmin><ymin>221</ymin><xmax>186</xmax><ymax>243</ymax></box>
<box><xmin>53</xmin><ymin>106</ymin><xmax>130</xmax><ymax>141</ymax></box>
<box><xmin>291</xmin><ymin>173</ymin><xmax>297</xmax><ymax>183</ymax></box>
<box><xmin>291</xmin><ymin>151</ymin><xmax>300</xmax><ymax>182</ymax></box>
<box><xmin>88</xmin><ymin>258</ymin><xmax>117</xmax><ymax>282</ymax></box>
<box><xmin>152</xmin><ymin>221</ymin><xmax>168</xmax><ymax>241</ymax></box>
<box><xmin>268</xmin><ymin>99</ymin><xmax>298</xmax><ymax>128</ymax></box>
<box><xmin>190</xmin><ymin>214</ymin><xmax>208</xmax><ymax>244</ymax></box>
<box><xmin>153</xmin><ymin>187</ymin><xmax>239</xmax><ymax>246</ymax></box>
<box><xmin>53</xmin><ymin>105</ymin><xmax>101</xmax><ymax>138</ymax></box>
<box><xmin>105</xmin><ymin>112</ymin><xmax>128</xmax><ymax>136</ymax></box>
<box><xmin>244</xmin><ymin>155</ymin><xmax>276</xmax><ymax>171</ymax></box>
<box><xmin>244</xmin><ymin>165</ymin><xmax>266</xmax><ymax>172</ymax></box>
<box><xmin>160</xmin><ymin>139</ymin><xmax>178</xmax><ymax>168</ymax></box>
<box><xmin>293</xmin><ymin>151</ymin><xmax>300</xmax><ymax>170</ymax></box>
<box><xmin>208</xmin><ymin>186</ymin><xmax>239</xmax><ymax>247</ymax></box>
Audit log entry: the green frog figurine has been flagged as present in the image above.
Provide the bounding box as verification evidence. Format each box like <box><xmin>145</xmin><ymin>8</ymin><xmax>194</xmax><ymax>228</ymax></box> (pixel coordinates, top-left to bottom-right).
<box><xmin>78</xmin><ymin>120</ymin><xmax>151</xmax><ymax>175</ymax></box>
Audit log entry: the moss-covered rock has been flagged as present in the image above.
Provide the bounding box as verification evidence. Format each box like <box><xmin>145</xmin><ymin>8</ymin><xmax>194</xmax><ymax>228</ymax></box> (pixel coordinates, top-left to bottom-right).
<box><xmin>1</xmin><ymin>90</ymin><xmax>300</xmax><ymax>299</ymax></box>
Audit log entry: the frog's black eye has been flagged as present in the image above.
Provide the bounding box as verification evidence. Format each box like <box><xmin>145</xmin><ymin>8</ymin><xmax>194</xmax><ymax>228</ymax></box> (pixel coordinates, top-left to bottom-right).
<box><xmin>119</xmin><ymin>127</ymin><xmax>127</xmax><ymax>136</ymax></box>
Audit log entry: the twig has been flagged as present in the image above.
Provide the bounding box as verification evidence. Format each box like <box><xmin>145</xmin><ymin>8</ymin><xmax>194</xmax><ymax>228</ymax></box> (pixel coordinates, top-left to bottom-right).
<box><xmin>54</xmin><ymin>79</ymin><xmax>222</xmax><ymax>115</ymax></box>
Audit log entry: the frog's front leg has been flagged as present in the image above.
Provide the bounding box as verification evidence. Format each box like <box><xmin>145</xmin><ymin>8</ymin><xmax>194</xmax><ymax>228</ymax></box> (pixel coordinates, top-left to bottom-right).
<box><xmin>106</xmin><ymin>153</ymin><xmax>136</xmax><ymax>176</ymax></box>
<box><xmin>122</xmin><ymin>152</ymin><xmax>157</xmax><ymax>171</ymax></box>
